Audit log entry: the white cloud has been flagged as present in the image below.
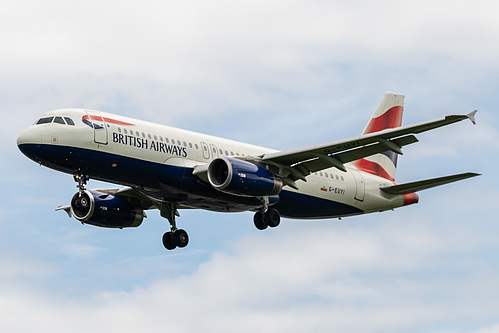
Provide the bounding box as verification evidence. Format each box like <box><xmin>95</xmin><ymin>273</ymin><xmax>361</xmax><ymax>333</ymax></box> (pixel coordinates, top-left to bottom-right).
<box><xmin>467</xmin><ymin>323</ymin><xmax>499</xmax><ymax>333</ymax></box>
<box><xmin>2</xmin><ymin>213</ymin><xmax>499</xmax><ymax>333</ymax></box>
<box><xmin>3</xmin><ymin>0</ymin><xmax>499</xmax><ymax>82</ymax></box>
<box><xmin>3</xmin><ymin>0</ymin><xmax>499</xmax><ymax>145</ymax></box>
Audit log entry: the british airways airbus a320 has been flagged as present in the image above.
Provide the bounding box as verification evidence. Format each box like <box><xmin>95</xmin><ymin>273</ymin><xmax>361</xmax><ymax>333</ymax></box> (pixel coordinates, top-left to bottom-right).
<box><xmin>17</xmin><ymin>92</ymin><xmax>479</xmax><ymax>250</ymax></box>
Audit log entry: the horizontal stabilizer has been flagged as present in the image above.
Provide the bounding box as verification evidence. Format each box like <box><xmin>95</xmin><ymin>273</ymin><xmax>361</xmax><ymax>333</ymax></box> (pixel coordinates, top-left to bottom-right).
<box><xmin>380</xmin><ymin>172</ymin><xmax>480</xmax><ymax>195</ymax></box>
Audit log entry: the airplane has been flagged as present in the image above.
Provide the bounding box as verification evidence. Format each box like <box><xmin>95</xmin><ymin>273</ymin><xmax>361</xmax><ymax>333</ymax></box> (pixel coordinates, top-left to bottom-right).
<box><xmin>17</xmin><ymin>92</ymin><xmax>480</xmax><ymax>250</ymax></box>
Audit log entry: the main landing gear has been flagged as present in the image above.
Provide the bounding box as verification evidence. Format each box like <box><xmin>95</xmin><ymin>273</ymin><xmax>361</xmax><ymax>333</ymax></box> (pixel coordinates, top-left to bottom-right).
<box><xmin>253</xmin><ymin>207</ymin><xmax>281</xmax><ymax>230</ymax></box>
<box><xmin>161</xmin><ymin>202</ymin><xmax>189</xmax><ymax>250</ymax></box>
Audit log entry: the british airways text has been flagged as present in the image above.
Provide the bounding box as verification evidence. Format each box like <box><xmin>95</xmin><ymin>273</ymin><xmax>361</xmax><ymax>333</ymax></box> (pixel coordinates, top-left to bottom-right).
<box><xmin>112</xmin><ymin>133</ymin><xmax>187</xmax><ymax>157</ymax></box>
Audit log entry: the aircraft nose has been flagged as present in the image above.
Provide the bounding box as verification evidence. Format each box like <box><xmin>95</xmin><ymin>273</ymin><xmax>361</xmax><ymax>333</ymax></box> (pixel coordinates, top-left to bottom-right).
<box><xmin>17</xmin><ymin>125</ymin><xmax>42</xmax><ymax>145</ymax></box>
<box><xmin>17</xmin><ymin>126</ymin><xmax>42</xmax><ymax>158</ymax></box>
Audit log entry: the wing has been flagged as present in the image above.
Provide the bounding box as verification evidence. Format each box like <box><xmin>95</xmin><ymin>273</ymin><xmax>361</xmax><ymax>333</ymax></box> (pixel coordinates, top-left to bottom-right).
<box><xmin>248</xmin><ymin>111</ymin><xmax>477</xmax><ymax>189</ymax></box>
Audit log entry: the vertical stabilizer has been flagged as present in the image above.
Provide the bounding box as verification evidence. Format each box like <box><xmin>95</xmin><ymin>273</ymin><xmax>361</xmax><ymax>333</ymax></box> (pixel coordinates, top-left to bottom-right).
<box><xmin>353</xmin><ymin>92</ymin><xmax>405</xmax><ymax>181</ymax></box>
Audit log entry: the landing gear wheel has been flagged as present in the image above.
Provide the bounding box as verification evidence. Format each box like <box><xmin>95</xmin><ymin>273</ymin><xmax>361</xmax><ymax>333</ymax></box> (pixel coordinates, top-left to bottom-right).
<box><xmin>173</xmin><ymin>229</ymin><xmax>189</xmax><ymax>248</ymax></box>
<box><xmin>265</xmin><ymin>208</ymin><xmax>280</xmax><ymax>228</ymax></box>
<box><xmin>254</xmin><ymin>212</ymin><xmax>268</xmax><ymax>230</ymax></box>
<box><xmin>162</xmin><ymin>229</ymin><xmax>189</xmax><ymax>250</ymax></box>
<box><xmin>162</xmin><ymin>231</ymin><xmax>176</xmax><ymax>250</ymax></box>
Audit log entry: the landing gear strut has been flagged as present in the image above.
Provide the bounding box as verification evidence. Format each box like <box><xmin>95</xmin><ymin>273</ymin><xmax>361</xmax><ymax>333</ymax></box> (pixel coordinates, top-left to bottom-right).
<box><xmin>161</xmin><ymin>202</ymin><xmax>189</xmax><ymax>250</ymax></box>
<box><xmin>254</xmin><ymin>207</ymin><xmax>281</xmax><ymax>230</ymax></box>
<box><xmin>74</xmin><ymin>172</ymin><xmax>90</xmax><ymax>192</ymax></box>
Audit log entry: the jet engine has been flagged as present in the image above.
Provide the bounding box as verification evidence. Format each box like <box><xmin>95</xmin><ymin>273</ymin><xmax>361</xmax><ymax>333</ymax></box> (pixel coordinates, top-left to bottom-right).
<box><xmin>70</xmin><ymin>189</ymin><xmax>145</xmax><ymax>228</ymax></box>
<box><xmin>207</xmin><ymin>157</ymin><xmax>283</xmax><ymax>197</ymax></box>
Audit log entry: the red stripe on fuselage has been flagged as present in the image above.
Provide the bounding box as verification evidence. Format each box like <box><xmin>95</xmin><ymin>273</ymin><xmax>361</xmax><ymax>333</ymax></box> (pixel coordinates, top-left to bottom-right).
<box><xmin>363</xmin><ymin>105</ymin><xmax>403</xmax><ymax>134</ymax></box>
<box><xmin>82</xmin><ymin>115</ymin><xmax>134</xmax><ymax>126</ymax></box>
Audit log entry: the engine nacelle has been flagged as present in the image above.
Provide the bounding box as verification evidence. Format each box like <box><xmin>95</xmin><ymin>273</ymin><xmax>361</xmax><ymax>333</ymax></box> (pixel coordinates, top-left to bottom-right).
<box><xmin>207</xmin><ymin>157</ymin><xmax>283</xmax><ymax>197</ymax></box>
<box><xmin>70</xmin><ymin>190</ymin><xmax>144</xmax><ymax>228</ymax></box>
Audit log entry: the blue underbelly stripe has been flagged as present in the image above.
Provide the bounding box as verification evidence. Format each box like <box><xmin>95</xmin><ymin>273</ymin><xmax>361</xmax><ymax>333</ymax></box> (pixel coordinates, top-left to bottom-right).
<box><xmin>19</xmin><ymin>143</ymin><xmax>363</xmax><ymax>218</ymax></box>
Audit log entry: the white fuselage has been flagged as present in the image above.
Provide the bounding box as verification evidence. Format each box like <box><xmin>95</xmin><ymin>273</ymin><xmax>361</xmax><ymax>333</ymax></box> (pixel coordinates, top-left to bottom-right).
<box><xmin>17</xmin><ymin>108</ymin><xmax>411</xmax><ymax>219</ymax></box>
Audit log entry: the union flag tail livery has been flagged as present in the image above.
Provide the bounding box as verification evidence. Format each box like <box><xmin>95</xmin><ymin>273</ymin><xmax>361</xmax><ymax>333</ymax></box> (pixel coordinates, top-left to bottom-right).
<box><xmin>353</xmin><ymin>92</ymin><xmax>405</xmax><ymax>182</ymax></box>
<box><xmin>17</xmin><ymin>92</ymin><xmax>479</xmax><ymax>251</ymax></box>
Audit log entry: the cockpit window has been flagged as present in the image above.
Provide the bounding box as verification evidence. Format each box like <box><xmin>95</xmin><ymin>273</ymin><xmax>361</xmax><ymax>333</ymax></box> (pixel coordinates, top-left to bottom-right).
<box><xmin>64</xmin><ymin>117</ymin><xmax>75</xmax><ymax>125</ymax></box>
<box><xmin>53</xmin><ymin>116</ymin><xmax>65</xmax><ymax>124</ymax></box>
<box><xmin>36</xmin><ymin>117</ymin><xmax>54</xmax><ymax>124</ymax></box>
<box><xmin>35</xmin><ymin>116</ymin><xmax>76</xmax><ymax>126</ymax></box>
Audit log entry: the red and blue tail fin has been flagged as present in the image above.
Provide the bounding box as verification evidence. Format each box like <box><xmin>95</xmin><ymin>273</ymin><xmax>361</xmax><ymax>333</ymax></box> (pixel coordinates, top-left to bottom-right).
<box><xmin>353</xmin><ymin>92</ymin><xmax>405</xmax><ymax>182</ymax></box>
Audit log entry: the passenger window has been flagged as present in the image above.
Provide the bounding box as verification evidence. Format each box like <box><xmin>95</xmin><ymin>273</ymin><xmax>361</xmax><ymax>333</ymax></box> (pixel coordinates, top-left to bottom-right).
<box><xmin>189</xmin><ymin>143</ymin><xmax>193</xmax><ymax>148</ymax></box>
<box><xmin>36</xmin><ymin>117</ymin><xmax>53</xmax><ymax>124</ymax></box>
<box><xmin>154</xmin><ymin>135</ymin><xmax>157</xmax><ymax>140</ymax></box>
<box><xmin>160</xmin><ymin>136</ymin><xmax>164</xmax><ymax>142</ymax></box>
<box><xmin>148</xmin><ymin>134</ymin><xmax>152</xmax><ymax>139</ymax></box>
<box><xmin>177</xmin><ymin>140</ymin><xmax>181</xmax><ymax>146</ymax></box>
<box><xmin>124</xmin><ymin>129</ymin><xmax>128</xmax><ymax>134</ymax></box>
<box><xmin>118</xmin><ymin>127</ymin><xmax>122</xmax><ymax>133</ymax></box>
<box><xmin>225</xmin><ymin>150</ymin><xmax>229</xmax><ymax>155</ymax></box>
<box><xmin>183</xmin><ymin>141</ymin><xmax>187</xmax><ymax>147</ymax></box>
<box><xmin>195</xmin><ymin>144</ymin><xmax>199</xmax><ymax>149</ymax></box>
<box><xmin>64</xmin><ymin>117</ymin><xmax>75</xmax><ymax>125</ymax></box>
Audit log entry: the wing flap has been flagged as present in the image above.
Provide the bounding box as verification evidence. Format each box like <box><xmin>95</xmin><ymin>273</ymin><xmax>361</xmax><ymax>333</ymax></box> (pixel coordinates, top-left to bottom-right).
<box><xmin>334</xmin><ymin>134</ymin><xmax>418</xmax><ymax>164</ymax></box>
<box><xmin>292</xmin><ymin>135</ymin><xmax>418</xmax><ymax>175</ymax></box>
<box><xmin>380</xmin><ymin>172</ymin><xmax>480</xmax><ymax>195</ymax></box>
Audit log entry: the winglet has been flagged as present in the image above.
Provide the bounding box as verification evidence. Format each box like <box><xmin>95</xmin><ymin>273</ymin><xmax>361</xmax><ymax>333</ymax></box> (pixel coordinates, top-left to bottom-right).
<box><xmin>467</xmin><ymin>110</ymin><xmax>478</xmax><ymax>125</ymax></box>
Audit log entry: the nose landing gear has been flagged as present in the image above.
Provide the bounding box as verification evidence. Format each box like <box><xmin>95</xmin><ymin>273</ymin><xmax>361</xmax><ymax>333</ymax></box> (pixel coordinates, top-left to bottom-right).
<box><xmin>74</xmin><ymin>172</ymin><xmax>90</xmax><ymax>192</ymax></box>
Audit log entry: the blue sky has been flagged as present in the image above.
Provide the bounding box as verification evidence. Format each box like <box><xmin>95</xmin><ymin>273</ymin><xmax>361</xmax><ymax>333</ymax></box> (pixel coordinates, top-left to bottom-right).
<box><xmin>1</xmin><ymin>0</ymin><xmax>499</xmax><ymax>332</ymax></box>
